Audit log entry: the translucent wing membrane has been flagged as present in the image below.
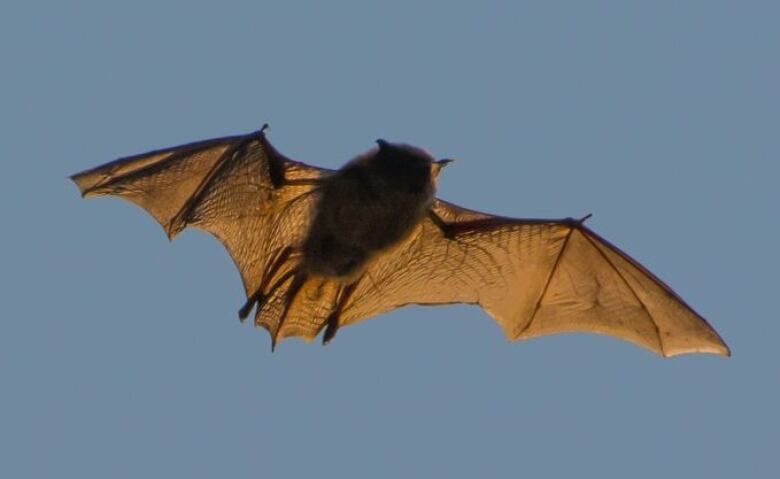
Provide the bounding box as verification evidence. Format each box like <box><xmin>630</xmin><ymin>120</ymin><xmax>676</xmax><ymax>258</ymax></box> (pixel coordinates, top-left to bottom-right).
<box><xmin>71</xmin><ymin>131</ymin><xmax>327</xmax><ymax>300</ymax></box>
<box><xmin>340</xmin><ymin>200</ymin><xmax>729</xmax><ymax>357</ymax></box>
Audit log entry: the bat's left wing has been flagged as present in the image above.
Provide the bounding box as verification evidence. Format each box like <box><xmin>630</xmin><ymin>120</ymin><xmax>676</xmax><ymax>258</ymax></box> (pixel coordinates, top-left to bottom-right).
<box><xmin>71</xmin><ymin>128</ymin><xmax>328</xmax><ymax>302</ymax></box>
<box><xmin>337</xmin><ymin>199</ymin><xmax>729</xmax><ymax>357</ymax></box>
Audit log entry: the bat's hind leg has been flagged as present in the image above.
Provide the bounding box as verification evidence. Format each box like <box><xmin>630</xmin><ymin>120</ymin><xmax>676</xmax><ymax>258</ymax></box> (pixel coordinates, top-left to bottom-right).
<box><xmin>240</xmin><ymin>265</ymin><xmax>308</xmax><ymax>351</ymax></box>
<box><xmin>236</xmin><ymin>246</ymin><xmax>310</xmax><ymax>351</ymax></box>
<box><xmin>322</xmin><ymin>281</ymin><xmax>358</xmax><ymax>345</ymax></box>
<box><xmin>238</xmin><ymin>247</ymin><xmax>294</xmax><ymax>321</ymax></box>
<box><xmin>270</xmin><ymin>272</ymin><xmax>306</xmax><ymax>351</ymax></box>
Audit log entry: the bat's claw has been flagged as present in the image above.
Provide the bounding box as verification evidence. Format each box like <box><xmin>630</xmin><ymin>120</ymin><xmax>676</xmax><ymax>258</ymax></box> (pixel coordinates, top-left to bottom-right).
<box><xmin>564</xmin><ymin>214</ymin><xmax>593</xmax><ymax>227</ymax></box>
<box><xmin>238</xmin><ymin>293</ymin><xmax>264</xmax><ymax>321</ymax></box>
<box><xmin>322</xmin><ymin>313</ymin><xmax>340</xmax><ymax>345</ymax></box>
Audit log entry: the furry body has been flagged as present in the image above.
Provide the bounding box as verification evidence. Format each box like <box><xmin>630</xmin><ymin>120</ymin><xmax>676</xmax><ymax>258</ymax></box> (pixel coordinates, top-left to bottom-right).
<box><xmin>302</xmin><ymin>141</ymin><xmax>441</xmax><ymax>278</ymax></box>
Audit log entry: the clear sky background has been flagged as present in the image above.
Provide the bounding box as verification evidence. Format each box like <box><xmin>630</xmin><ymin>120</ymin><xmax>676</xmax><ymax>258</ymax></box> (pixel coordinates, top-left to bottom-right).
<box><xmin>2</xmin><ymin>1</ymin><xmax>777</xmax><ymax>477</ymax></box>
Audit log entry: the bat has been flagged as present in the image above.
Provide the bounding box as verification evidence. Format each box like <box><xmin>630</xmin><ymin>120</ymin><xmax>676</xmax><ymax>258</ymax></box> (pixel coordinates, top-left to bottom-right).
<box><xmin>71</xmin><ymin>125</ymin><xmax>730</xmax><ymax>357</ymax></box>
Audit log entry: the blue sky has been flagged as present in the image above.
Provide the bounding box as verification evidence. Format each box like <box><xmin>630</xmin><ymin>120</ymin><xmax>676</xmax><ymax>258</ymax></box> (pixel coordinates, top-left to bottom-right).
<box><xmin>1</xmin><ymin>1</ymin><xmax>777</xmax><ymax>477</ymax></box>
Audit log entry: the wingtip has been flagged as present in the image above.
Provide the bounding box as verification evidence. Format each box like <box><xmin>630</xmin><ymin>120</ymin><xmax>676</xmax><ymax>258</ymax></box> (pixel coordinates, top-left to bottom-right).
<box><xmin>694</xmin><ymin>322</ymin><xmax>732</xmax><ymax>358</ymax></box>
<box><xmin>661</xmin><ymin>338</ymin><xmax>731</xmax><ymax>358</ymax></box>
<box><xmin>69</xmin><ymin>168</ymin><xmax>107</xmax><ymax>198</ymax></box>
<box><xmin>714</xmin><ymin>327</ymin><xmax>732</xmax><ymax>357</ymax></box>
<box><xmin>69</xmin><ymin>171</ymin><xmax>89</xmax><ymax>197</ymax></box>
<box><xmin>714</xmin><ymin>337</ymin><xmax>732</xmax><ymax>357</ymax></box>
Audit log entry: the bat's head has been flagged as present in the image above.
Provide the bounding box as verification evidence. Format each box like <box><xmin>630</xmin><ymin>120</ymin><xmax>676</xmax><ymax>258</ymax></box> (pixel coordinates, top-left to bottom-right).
<box><xmin>372</xmin><ymin>139</ymin><xmax>453</xmax><ymax>191</ymax></box>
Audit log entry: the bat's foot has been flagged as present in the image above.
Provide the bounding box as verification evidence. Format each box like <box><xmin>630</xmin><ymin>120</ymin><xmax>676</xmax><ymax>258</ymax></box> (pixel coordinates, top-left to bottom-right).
<box><xmin>238</xmin><ymin>293</ymin><xmax>264</xmax><ymax>322</ymax></box>
<box><xmin>321</xmin><ymin>281</ymin><xmax>357</xmax><ymax>345</ymax></box>
<box><xmin>322</xmin><ymin>313</ymin><xmax>340</xmax><ymax>345</ymax></box>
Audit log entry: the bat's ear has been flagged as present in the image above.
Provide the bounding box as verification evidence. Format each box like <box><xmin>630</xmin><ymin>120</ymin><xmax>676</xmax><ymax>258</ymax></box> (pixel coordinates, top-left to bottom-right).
<box><xmin>376</xmin><ymin>139</ymin><xmax>391</xmax><ymax>151</ymax></box>
<box><xmin>432</xmin><ymin>159</ymin><xmax>454</xmax><ymax>177</ymax></box>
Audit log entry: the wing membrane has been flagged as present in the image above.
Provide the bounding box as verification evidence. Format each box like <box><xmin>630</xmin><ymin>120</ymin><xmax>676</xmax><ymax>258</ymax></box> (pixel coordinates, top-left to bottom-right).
<box><xmin>340</xmin><ymin>199</ymin><xmax>729</xmax><ymax>357</ymax></box>
<box><xmin>71</xmin><ymin>131</ymin><xmax>327</xmax><ymax>297</ymax></box>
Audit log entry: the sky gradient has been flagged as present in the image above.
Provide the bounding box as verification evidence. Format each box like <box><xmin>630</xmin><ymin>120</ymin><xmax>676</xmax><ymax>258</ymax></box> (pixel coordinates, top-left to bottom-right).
<box><xmin>2</xmin><ymin>1</ymin><xmax>778</xmax><ymax>477</ymax></box>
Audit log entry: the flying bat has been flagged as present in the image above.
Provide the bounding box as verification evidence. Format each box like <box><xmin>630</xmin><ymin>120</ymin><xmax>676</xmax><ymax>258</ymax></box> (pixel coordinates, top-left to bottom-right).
<box><xmin>71</xmin><ymin>125</ymin><xmax>730</xmax><ymax>357</ymax></box>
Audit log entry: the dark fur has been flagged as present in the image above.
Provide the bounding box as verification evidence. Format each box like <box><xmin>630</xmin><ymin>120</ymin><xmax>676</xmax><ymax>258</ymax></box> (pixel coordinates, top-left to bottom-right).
<box><xmin>302</xmin><ymin>141</ymin><xmax>437</xmax><ymax>278</ymax></box>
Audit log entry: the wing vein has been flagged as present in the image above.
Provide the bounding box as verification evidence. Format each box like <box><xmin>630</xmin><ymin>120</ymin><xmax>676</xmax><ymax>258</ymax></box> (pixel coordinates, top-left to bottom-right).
<box><xmin>579</xmin><ymin>229</ymin><xmax>665</xmax><ymax>355</ymax></box>
<box><xmin>517</xmin><ymin>225</ymin><xmax>574</xmax><ymax>337</ymax></box>
<box><xmin>167</xmin><ymin>135</ymin><xmax>256</xmax><ymax>237</ymax></box>
<box><xmin>76</xmin><ymin>136</ymin><xmax>243</xmax><ymax>196</ymax></box>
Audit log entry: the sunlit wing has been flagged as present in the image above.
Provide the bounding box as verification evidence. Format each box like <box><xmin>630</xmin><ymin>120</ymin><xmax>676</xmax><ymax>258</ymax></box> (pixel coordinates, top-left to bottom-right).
<box><xmin>338</xmin><ymin>199</ymin><xmax>729</xmax><ymax>357</ymax></box>
<box><xmin>71</xmin><ymin>130</ymin><xmax>328</xmax><ymax>298</ymax></box>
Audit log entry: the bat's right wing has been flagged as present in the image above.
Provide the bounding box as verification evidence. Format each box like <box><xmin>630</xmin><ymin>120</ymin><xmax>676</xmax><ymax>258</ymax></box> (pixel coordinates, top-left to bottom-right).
<box><xmin>71</xmin><ymin>128</ymin><xmax>328</xmax><ymax>301</ymax></box>
<box><xmin>339</xmin><ymin>199</ymin><xmax>729</xmax><ymax>357</ymax></box>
